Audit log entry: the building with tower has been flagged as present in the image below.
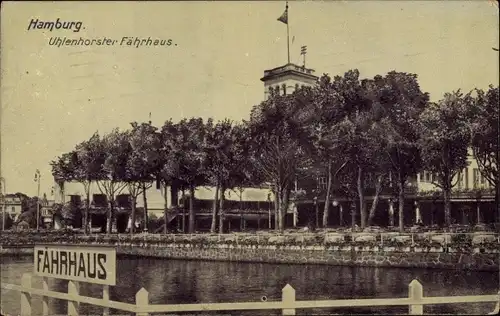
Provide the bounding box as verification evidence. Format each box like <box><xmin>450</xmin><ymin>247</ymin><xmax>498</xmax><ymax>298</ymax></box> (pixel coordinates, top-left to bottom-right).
<box><xmin>261</xmin><ymin>63</ymin><xmax>318</xmax><ymax>100</ymax></box>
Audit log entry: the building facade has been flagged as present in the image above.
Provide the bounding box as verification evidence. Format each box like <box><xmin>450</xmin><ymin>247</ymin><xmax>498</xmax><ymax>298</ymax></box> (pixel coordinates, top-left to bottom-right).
<box><xmin>49</xmin><ymin>61</ymin><xmax>496</xmax><ymax>231</ymax></box>
<box><xmin>0</xmin><ymin>194</ymin><xmax>23</xmax><ymax>221</ymax></box>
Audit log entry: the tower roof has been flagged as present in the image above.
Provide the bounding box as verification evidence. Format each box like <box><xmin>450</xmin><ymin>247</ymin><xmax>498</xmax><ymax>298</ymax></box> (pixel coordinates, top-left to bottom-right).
<box><xmin>260</xmin><ymin>63</ymin><xmax>318</xmax><ymax>82</ymax></box>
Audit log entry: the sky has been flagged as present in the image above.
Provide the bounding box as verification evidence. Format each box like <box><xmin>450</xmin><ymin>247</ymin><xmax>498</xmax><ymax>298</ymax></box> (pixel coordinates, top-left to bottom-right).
<box><xmin>1</xmin><ymin>0</ymin><xmax>499</xmax><ymax>197</ymax></box>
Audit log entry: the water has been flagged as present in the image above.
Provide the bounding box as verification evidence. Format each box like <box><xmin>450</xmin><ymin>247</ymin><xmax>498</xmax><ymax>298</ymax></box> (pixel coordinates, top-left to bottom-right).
<box><xmin>1</xmin><ymin>255</ymin><xmax>498</xmax><ymax>315</ymax></box>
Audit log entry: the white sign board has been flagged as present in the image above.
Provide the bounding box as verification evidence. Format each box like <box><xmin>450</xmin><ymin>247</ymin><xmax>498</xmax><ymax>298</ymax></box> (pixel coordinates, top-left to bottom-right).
<box><xmin>34</xmin><ymin>245</ymin><xmax>116</xmax><ymax>286</ymax></box>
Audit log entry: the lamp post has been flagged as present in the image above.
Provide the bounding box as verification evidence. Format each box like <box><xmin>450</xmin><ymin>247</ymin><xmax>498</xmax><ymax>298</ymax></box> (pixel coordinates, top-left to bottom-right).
<box><xmin>313</xmin><ymin>196</ymin><xmax>319</xmax><ymax>229</ymax></box>
<box><xmin>332</xmin><ymin>200</ymin><xmax>340</xmax><ymax>227</ymax></box>
<box><xmin>267</xmin><ymin>192</ymin><xmax>271</xmax><ymax>229</ymax></box>
<box><xmin>34</xmin><ymin>170</ymin><xmax>41</xmax><ymax>231</ymax></box>
<box><xmin>1</xmin><ymin>177</ymin><xmax>6</xmax><ymax>231</ymax></box>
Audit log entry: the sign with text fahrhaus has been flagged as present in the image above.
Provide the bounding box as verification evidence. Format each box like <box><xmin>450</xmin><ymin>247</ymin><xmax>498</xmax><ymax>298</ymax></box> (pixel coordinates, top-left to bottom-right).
<box><xmin>34</xmin><ymin>245</ymin><xmax>116</xmax><ymax>285</ymax></box>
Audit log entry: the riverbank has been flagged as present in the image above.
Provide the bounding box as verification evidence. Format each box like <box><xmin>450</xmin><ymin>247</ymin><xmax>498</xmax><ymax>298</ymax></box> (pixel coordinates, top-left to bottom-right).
<box><xmin>1</xmin><ymin>231</ymin><xmax>499</xmax><ymax>271</ymax></box>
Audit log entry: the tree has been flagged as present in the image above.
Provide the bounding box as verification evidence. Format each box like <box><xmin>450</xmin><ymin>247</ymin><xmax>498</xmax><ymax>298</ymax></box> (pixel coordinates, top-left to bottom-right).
<box><xmin>418</xmin><ymin>91</ymin><xmax>472</xmax><ymax>227</ymax></box>
<box><xmin>363</xmin><ymin>71</ymin><xmax>429</xmax><ymax>231</ymax></box>
<box><xmin>50</xmin><ymin>152</ymin><xmax>79</xmax><ymax>206</ymax></box>
<box><xmin>247</xmin><ymin>89</ymin><xmax>314</xmax><ymax>232</ymax></box>
<box><xmin>96</xmin><ymin>129</ymin><xmax>130</xmax><ymax>234</ymax></box>
<box><xmin>309</xmin><ymin>74</ymin><xmax>353</xmax><ymax>228</ymax></box>
<box><xmin>125</xmin><ymin>122</ymin><xmax>161</xmax><ymax>234</ymax></box>
<box><xmin>220</xmin><ymin>123</ymin><xmax>260</xmax><ymax>233</ymax></box>
<box><xmin>470</xmin><ymin>86</ymin><xmax>499</xmax><ymax>221</ymax></box>
<box><xmin>203</xmin><ymin>119</ymin><xmax>233</xmax><ymax>233</ymax></box>
<box><xmin>73</xmin><ymin>133</ymin><xmax>107</xmax><ymax>234</ymax></box>
<box><xmin>159</xmin><ymin>119</ymin><xmax>184</xmax><ymax>233</ymax></box>
<box><xmin>160</xmin><ymin>118</ymin><xmax>207</xmax><ymax>233</ymax></box>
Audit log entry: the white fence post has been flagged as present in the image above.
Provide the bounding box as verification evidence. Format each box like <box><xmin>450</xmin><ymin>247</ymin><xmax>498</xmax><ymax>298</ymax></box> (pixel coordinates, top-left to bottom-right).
<box><xmin>42</xmin><ymin>276</ymin><xmax>49</xmax><ymax>316</ymax></box>
<box><xmin>20</xmin><ymin>273</ymin><xmax>32</xmax><ymax>316</ymax></box>
<box><xmin>408</xmin><ymin>279</ymin><xmax>423</xmax><ymax>315</ymax></box>
<box><xmin>282</xmin><ymin>284</ymin><xmax>296</xmax><ymax>316</ymax></box>
<box><xmin>136</xmin><ymin>287</ymin><xmax>149</xmax><ymax>316</ymax></box>
<box><xmin>67</xmin><ymin>280</ymin><xmax>80</xmax><ymax>316</ymax></box>
<box><xmin>103</xmin><ymin>285</ymin><xmax>110</xmax><ymax>316</ymax></box>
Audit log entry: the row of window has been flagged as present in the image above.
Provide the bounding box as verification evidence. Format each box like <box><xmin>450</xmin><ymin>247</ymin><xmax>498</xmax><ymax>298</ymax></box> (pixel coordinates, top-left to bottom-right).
<box><xmin>68</xmin><ymin>194</ymin><xmax>131</xmax><ymax>208</ymax></box>
<box><xmin>268</xmin><ymin>84</ymin><xmax>307</xmax><ymax>96</ymax></box>
<box><xmin>418</xmin><ymin>168</ymin><xmax>489</xmax><ymax>188</ymax></box>
<box><xmin>317</xmin><ymin>172</ymin><xmax>394</xmax><ymax>189</ymax></box>
<box><xmin>315</xmin><ymin>168</ymin><xmax>491</xmax><ymax>190</ymax></box>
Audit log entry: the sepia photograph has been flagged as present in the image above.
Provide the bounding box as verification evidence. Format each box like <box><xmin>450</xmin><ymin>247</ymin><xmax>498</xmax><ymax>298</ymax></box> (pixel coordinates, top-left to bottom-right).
<box><xmin>1</xmin><ymin>1</ymin><xmax>499</xmax><ymax>315</ymax></box>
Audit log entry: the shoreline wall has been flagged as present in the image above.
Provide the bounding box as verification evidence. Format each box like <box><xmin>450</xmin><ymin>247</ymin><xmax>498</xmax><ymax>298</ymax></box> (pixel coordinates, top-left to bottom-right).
<box><xmin>2</xmin><ymin>242</ymin><xmax>498</xmax><ymax>272</ymax></box>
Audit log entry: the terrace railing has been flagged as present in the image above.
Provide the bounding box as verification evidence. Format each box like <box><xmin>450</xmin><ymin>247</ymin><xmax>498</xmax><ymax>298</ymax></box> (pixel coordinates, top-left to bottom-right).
<box><xmin>1</xmin><ymin>274</ymin><xmax>498</xmax><ymax>316</ymax></box>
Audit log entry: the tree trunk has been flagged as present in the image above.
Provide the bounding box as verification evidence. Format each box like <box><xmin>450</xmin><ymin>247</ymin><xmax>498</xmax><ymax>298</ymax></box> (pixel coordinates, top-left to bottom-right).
<box><xmin>388</xmin><ymin>199</ymin><xmax>395</xmax><ymax>227</ymax></box>
<box><xmin>398</xmin><ymin>180</ymin><xmax>405</xmax><ymax>233</ymax></box>
<box><xmin>357</xmin><ymin>167</ymin><xmax>366</xmax><ymax>229</ymax></box>
<box><xmin>170</xmin><ymin>182</ymin><xmax>179</xmax><ymax>207</ymax></box>
<box><xmin>322</xmin><ymin>160</ymin><xmax>333</xmax><ymax>228</ymax></box>
<box><xmin>443</xmin><ymin>187</ymin><xmax>452</xmax><ymax>227</ymax></box>
<box><xmin>142</xmin><ymin>182</ymin><xmax>149</xmax><ymax>232</ymax></box>
<box><xmin>181</xmin><ymin>188</ymin><xmax>186</xmax><ymax>232</ymax></box>
<box><xmin>84</xmin><ymin>183</ymin><xmax>90</xmax><ymax>235</ymax></box>
<box><xmin>210</xmin><ymin>183</ymin><xmax>220</xmax><ymax>233</ymax></box>
<box><xmin>274</xmin><ymin>187</ymin><xmax>279</xmax><ymax>230</ymax></box>
<box><xmin>277</xmin><ymin>186</ymin><xmax>284</xmax><ymax>233</ymax></box>
<box><xmin>239</xmin><ymin>189</ymin><xmax>244</xmax><ymax>231</ymax></box>
<box><xmin>130</xmin><ymin>197</ymin><xmax>137</xmax><ymax>235</ymax></box>
<box><xmin>218</xmin><ymin>186</ymin><xmax>225</xmax><ymax>233</ymax></box>
<box><xmin>367</xmin><ymin>174</ymin><xmax>384</xmax><ymax>227</ymax></box>
<box><xmin>350</xmin><ymin>200</ymin><xmax>356</xmax><ymax>229</ymax></box>
<box><xmin>280</xmin><ymin>185</ymin><xmax>291</xmax><ymax>232</ymax></box>
<box><xmin>107</xmin><ymin>199</ymin><xmax>114</xmax><ymax>235</ymax></box>
<box><xmin>163</xmin><ymin>183</ymin><xmax>169</xmax><ymax>234</ymax></box>
<box><xmin>188</xmin><ymin>185</ymin><xmax>195</xmax><ymax>233</ymax></box>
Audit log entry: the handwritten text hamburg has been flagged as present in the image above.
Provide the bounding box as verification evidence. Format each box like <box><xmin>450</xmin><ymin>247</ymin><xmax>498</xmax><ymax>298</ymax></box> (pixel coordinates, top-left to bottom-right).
<box><xmin>28</xmin><ymin>18</ymin><xmax>175</xmax><ymax>48</ymax></box>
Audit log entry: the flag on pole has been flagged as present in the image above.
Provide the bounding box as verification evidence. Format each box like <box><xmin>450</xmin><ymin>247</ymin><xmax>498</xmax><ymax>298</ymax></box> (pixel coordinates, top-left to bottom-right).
<box><xmin>277</xmin><ymin>6</ymin><xmax>288</xmax><ymax>24</ymax></box>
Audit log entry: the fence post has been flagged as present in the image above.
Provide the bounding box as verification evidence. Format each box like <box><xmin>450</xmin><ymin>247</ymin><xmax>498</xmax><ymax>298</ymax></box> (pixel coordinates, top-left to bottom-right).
<box><xmin>103</xmin><ymin>285</ymin><xmax>110</xmax><ymax>316</ymax></box>
<box><xmin>135</xmin><ymin>287</ymin><xmax>149</xmax><ymax>316</ymax></box>
<box><xmin>42</xmin><ymin>277</ymin><xmax>49</xmax><ymax>316</ymax></box>
<box><xmin>20</xmin><ymin>273</ymin><xmax>32</xmax><ymax>316</ymax></box>
<box><xmin>282</xmin><ymin>284</ymin><xmax>296</xmax><ymax>316</ymax></box>
<box><xmin>408</xmin><ymin>279</ymin><xmax>423</xmax><ymax>315</ymax></box>
<box><xmin>67</xmin><ymin>281</ymin><xmax>80</xmax><ymax>316</ymax></box>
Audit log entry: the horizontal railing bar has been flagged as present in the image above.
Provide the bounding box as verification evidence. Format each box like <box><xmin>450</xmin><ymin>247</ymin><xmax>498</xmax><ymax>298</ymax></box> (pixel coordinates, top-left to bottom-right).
<box><xmin>140</xmin><ymin>295</ymin><xmax>500</xmax><ymax>313</ymax></box>
<box><xmin>142</xmin><ymin>301</ymin><xmax>285</xmax><ymax>313</ymax></box>
<box><xmin>2</xmin><ymin>282</ymin><xmax>498</xmax><ymax>314</ymax></box>
<box><xmin>421</xmin><ymin>295</ymin><xmax>499</xmax><ymax>304</ymax></box>
<box><xmin>0</xmin><ymin>283</ymin><xmax>136</xmax><ymax>312</ymax></box>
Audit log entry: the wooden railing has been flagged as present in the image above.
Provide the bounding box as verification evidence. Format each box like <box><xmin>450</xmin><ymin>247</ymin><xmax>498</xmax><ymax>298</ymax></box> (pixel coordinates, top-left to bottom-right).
<box><xmin>1</xmin><ymin>274</ymin><xmax>499</xmax><ymax>315</ymax></box>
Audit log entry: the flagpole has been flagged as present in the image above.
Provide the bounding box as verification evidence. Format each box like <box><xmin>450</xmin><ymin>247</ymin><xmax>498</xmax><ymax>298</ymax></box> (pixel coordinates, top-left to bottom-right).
<box><xmin>286</xmin><ymin>1</ymin><xmax>290</xmax><ymax>64</ymax></box>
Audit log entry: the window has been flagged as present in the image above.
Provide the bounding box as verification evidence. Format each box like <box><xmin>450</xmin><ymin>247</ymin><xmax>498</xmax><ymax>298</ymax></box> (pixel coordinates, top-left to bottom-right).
<box><xmin>93</xmin><ymin>194</ymin><xmax>108</xmax><ymax>207</ymax></box>
<box><xmin>419</xmin><ymin>172</ymin><xmax>425</xmax><ymax>182</ymax></box>
<box><xmin>69</xmin><ymin>195</ymin><xmax>81</xmax><ymax>206</ymax></box>
<box><xmin>116</xmin><ymin>194</ymin><xmax>131</xmax><ymax>208</ymax></box>
<box><xmin>11</xmin><ymin>206</ymin><xmax>15</xmax><ymax>213</ymax></box>
<box><xmin>425</xmin><ymin>172</ymin><xmax>431</xmax><ymax>183</ymax></box>
<box><xmin>318</xmin><ymin>177</ymin><xmax>327</xmax><ymax>189</ymax></box>
<box><xmin>282</xmin><ymin>84</ymin><xmax>287</xmax><ymax>95</ymax></box>
<box><xmin>473</xmin><ymin>168</ymin><xmax>480</xmax><ymax>188</ymax></box>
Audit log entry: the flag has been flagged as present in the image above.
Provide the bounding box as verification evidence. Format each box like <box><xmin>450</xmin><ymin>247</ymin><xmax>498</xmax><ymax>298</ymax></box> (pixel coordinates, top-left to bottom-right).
<box><xmin>277</xmin><ymin>8</ymin><xmax>288</xmax><ymax>24</ymax></box>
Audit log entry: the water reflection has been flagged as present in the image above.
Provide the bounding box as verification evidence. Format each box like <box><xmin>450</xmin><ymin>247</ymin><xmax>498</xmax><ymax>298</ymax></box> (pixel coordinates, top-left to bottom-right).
<box><xmin>1</xmin><ymin>256</ymin><xmax>498</xmax><ymax>315</ymax></box>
